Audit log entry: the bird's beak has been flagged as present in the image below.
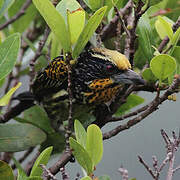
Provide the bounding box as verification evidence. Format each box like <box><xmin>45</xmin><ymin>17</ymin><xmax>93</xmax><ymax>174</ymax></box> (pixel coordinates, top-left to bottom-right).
<box><xmin>112</xmin><ymin>69</ymin><xmax>146</xmax><ymax>85</ymax></box>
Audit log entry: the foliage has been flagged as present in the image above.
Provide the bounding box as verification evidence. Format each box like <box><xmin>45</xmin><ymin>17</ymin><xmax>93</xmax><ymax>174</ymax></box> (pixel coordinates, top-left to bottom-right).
<box><xmin>0</xmin><ymin>147</ymin><xmax>53</xmax><ymax>180</ymax></box>
<box><xmin>0</xmin><ymin>0</ymin><xmax>179</xmax><ymax>179</ymax></box>
<box><xmin>70</xmin><ymin>120</ymin><xmax>104</xmax><ymax>179</ymax></box>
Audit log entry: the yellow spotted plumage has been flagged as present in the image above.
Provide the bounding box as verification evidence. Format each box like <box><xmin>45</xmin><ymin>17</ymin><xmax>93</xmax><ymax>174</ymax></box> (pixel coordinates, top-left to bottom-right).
<box><xmin>32</xmin><ymin>48</ymin><xmax>145</xmax><ymax>125</ymax></box>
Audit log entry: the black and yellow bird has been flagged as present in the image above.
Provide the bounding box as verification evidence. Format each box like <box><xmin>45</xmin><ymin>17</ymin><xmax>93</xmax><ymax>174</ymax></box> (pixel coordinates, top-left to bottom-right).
<box><xmin>30</xmin><ymin>48</ymin><xmax>145</xmax><ymax>128</ymax></box>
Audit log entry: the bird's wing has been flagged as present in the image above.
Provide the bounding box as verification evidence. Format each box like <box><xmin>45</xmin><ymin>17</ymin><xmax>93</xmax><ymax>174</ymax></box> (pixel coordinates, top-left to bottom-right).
<box><xmin>32</xmin><ymin>56</ymin><xmax>68</xmax><ymax>100</ymax></box>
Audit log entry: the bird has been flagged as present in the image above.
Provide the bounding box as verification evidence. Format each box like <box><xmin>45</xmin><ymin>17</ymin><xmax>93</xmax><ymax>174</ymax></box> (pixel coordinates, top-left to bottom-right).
<box><xmin>31</xmin><ymin>48</ymin><xmax>145</xmax><ymax>129</ymax></box>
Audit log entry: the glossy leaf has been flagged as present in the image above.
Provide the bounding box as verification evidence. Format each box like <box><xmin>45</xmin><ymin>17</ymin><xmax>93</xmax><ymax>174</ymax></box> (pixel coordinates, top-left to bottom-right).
<box><xmin>74</xmin><ymin>119</ymin><xmax>87</xmax><ymax>147</ymax></box>
<box><xmin>0</xmin><ymin>33</ymin><xmax>20</xmax><ymax>81</ymax></box>
<box><xmin>89</xmin><ymin>0</ymin><xmax>102</xmax><ymax>10</ymax></box>
<box><xmin>32</xmin><ymin>0</ymin><xmax>71</xmax><ymax>52</ymax></box>
<box><xmin>73</xmin><ymin>6</ymin><xmax>107</xmax><ymax>59</ymax></box>
<box><xmin>0</xmin><ymin>82</ymin><xmax>21</xmax><ymax>106</ymax></box>
<box><xmin>115</xmin><ymin>94</ymin><xmax>144</xmax><ymax>116</ymax></box>
<box><xmin>17</xmin><ymin>168</ymin><xmax>28</xmax><ymax>180</ymax></box>
<box><xmin>50</xmin><ymin>32</ymin><xmax>62</xmax><ymax>59</ymax></box>
<box><xmin>98</xmin><ymin>175</ymin><xmax>111</xmax><ymax>180</ymax></box>
<box><xmin>142</xmin><ymin>68</ymin><xmax>157</xmax><ymax>82</ymax></box>
<box><xmin>80</xmin><ymin>176</ymin><xmax>92</xmax><ymax>180</ymax></box>
<box><xmin>30</xmin><ymin>146</ymin><xmax>53</xmax><ymax>177</ymax></box>
<box><xmin>136</xmin><ymin>14</ymin><xmax>154</xmax><ymax>61</ymax></box>
<box><xmin>0</xmin><ymin>160</ymin><xmax>14</xmax><ymax>180</ymax></box>
<box><xmin>67</xmin><ymin>8</ymin><xmax>85</xmax><ymax>44</ymax></box>
<box><xmin>0</xmin><ymin>0</ymin><xmax>14</xmax><ymax>19</ymax></box>
<box><xmin>155</xmin><ymin>16</ymin><xmax>173</xmax><ymax>42</ymax></box>
<box><xmin>69</xmin><ymin>137</ymin><xmax>93</xmax><ymax>175</ymax></box>
<box><xmin>56</xmin><ymin>0</ymin><xmax>82</xmax><ymax>24</ymax></box>
<box><xmin>23</xmin><ymin>105</ymin><xmax>54</xmax><ymax>134</ymax></box>
<box><xmin>0</xmin><ymin>123</ymin><xmax>46</xmax><ymax>152</ymax></box>
<box><xmin>86</xmin><ymin>124</ymin><xmax>103</xmax><ymax>166</ymax></box>
<box><xmin>150</xmin><ymin>54</ymin><xmax>176</xmax><ymax>81</ymax></box>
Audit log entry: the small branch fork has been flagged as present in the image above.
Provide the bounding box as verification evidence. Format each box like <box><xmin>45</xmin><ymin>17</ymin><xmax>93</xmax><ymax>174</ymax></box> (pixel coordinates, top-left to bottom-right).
<box><xmin>0</xmin><ymin>0</ymin><xmax>32</xmax><ymax>30</ymax></box>
<box><xmin>103</xmin><ymin>75</ymin><xmax>180</xmax><ymax>140</ymax></box>
<box><xmin>138</xmin><ymin>130</ymin><xmax>180</xmax><ymax>180</ymax></box>
<box><xmin>118</xmin><ymin>167</ymin><xmax>129</xmax><ymax>180</ymax></box>
<box><xmin>158</xmin><ymin>17</ymin><xmax>180</xmax><ymax>53</ymax></box>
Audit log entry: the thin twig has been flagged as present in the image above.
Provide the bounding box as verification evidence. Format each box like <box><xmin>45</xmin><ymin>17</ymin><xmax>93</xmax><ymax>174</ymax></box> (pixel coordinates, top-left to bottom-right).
<box><xmin>64</xmin><ymin>53</ymin><xmax>73</xmax><ymax>151</ymax></box>
<box><xmin>118</xmin><ymin>167</ymin><xmax>129</xmax><ymax>180</ymax></box>
<box><xmin>103</xmin><ymin>76</ymin><xmax>180</xmax><ymax>140</ymax></box>
<box><xmin>108</xmin><ymin>104</ymin><xmax>149</xmax><ymax>123</ymax></box>
<box><xmin>48</xmin><ymin>151</ymin><xmax>72</xmax><ymax>176</ymax></box>
<box><xmin>29</xmin><ymin>26</ymin><xmax>50</xmax><ymax>88</ymax></box>
<box><xmin>114</xmin><ymin>6</ymin><xmax>130</xmax><ymax>37</ymax></box>
<box><xmin>40</xmin><ymin>164</ymin><xmax>57</xmax><ymax>180</ymax></box>
<box><xmin>0</xmin><ymin>0</ymin><xmax>32</xmax><ymax>30</ymax></box>
<box><xmin>138</xmin><ymin>155</ymin><xmax>156</xmax><ymax>179</ymax></box>
<box><xmin>158</xmin><ymin>17</ymin><xmax>180</xmax><ymax>53</ymax></box>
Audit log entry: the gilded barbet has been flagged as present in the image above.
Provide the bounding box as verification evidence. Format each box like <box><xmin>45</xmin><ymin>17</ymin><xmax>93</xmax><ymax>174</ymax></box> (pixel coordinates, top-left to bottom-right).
<box><xmin>32</xmin><ymin>48</ymin><xmax>145</xmax><ymax>128</ymax></box>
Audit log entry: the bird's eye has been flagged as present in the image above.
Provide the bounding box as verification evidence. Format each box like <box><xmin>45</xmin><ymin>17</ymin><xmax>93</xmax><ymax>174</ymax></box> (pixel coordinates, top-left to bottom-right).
<box><xmin>106</xmin><ymin>65</ymin><xmax>114</xmax><ymax>71</ymax></box>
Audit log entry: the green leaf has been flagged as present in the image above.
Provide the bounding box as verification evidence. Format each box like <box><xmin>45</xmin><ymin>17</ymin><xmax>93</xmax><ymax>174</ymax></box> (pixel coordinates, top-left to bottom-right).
<box><xmin>136</xmin><ymin>14</ymin><xmax>154</xmax><ymax>61</ymax></box>
<box><xmin>171</xmin><ymin>46</ymin><xmax>180</xmax><ymax>64</ymax></box>
<box><xmin>74</xmin><ymin>119</ymin><xmax>87</xmax><ymax>147</ymax></box>
<box><xmin>0</xmin><ymin>82</ymin><xmax>21</xmax><ymax>106</ymax></box>
<box><xmin>17</xmin><ymin>168</ymin><xmax>28</xmax><ymax>180</ymax></box>
<box><xmin>22</xmin><ymin>105</ymin><xmax>54</xmax><ymax>134</ymax></box>
<box><xmin>56</xmin><ymin>0</ymin><xmax>82</xmax><ymax>24</ymax></box>
<box><xmin>69</xmin><ymin>137</ymin><xmax>93</xmax><ymax>175</ymax></box>
<box><xmin>8</xmin><ymin>1</ymin><xmax>38</xmax><ymax>33</ymax></box>
<box><xmin>0</xmin><ymin>77</ymin><xmax>5</xmax><ymax>88</ymax></box>
<box><xmin>80</xmin><ymin>176</ymin><xmax>92</xmax><ymax>180</ymax></box>
<box><xmin>0</xmin><ymin>123</ymin><xmax>46</xmax><ymax>152</ymax></box>
<box><xmin>115</xmin><ymin>94</ymin><xmax>145</xmax><ymax>116</ymax></box>
<box><xmin>0</xmin><ymin>0</ymin><xmax>4</xmax><ymax>10</ymax></box>
<box><xmin>155</xmin><ymin>16</ymin><xmax>173</xmax><ymax>42</ymax></box>
<box><xmin>142</xmin><ymin>68</ymin><xmax>158</xmax><ymax>82</ymax></box>
<box><xmin>32</xmin><ymin>0</ymin><xmax>71</xmax><ymax>52</ymax></box>
<box><xmin>150</xmin><ymin>54</ymin><xmax>176</xmax><ymax>81</ymax></box>
<box><xmin>27</xmin><ymin>177</ymin><xmax>43</xmax><ymax>180</ymax></box>
<box><xmin>0</xmin><ymin>0</ymin><xmax>14</xmax><ymax>19</ymax></box>
<box><xmin>30</xmin><ymin>146</ymin><xmax>53</xmax><ymax>177</ymax></box>
<box><xmin>89</xmin><ymin>0</ymin><xmax>103</xmax><ymax>10</ymax></box>
<box><xmin>50</xmin><ymin>32</ymin><xmax>62</xmax><ymax>59</ymax></box>
<box><xmin>0</xmin><ymin>160</ymin><xmax>14</xmax><ymax>180</ymax></box>
<box><xmin>86</xmin><ymin>124</ymin><xmax>103</xmax><ymax>166</ymax></box>
<box><xmin>0</xmin><ymin>33</ymin><xmax>20</xmax><ymax>81</ymax></box>
<box><xmin>73</xmin><ymin>6</ymin><xmax>107</xmax><ymax>59</ymax></box>
<box><xmin>98</xmin><ymin>175</ymin><xmax>111</xmax><ymax>180</ymax></box>
<box><xmin>67</xmin><ymin>8</ymin><xmax>85</xmax><ymax>45</ymax></box>
<box><xmin>172</xmin><ymin>27</ymin><xmax>180</xmax><ymax>46</ymax></box>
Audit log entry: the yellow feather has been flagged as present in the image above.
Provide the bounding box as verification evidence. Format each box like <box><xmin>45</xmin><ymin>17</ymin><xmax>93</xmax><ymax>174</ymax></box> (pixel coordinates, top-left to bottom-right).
<box><xmin>92</xmin><ymin>48</ymin><xmax>131</xmax><ymax>70</ymax></box>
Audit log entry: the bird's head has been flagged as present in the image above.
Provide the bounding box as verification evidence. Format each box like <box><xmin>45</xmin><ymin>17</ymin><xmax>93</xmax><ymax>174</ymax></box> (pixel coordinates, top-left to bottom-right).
<box><xmin>80</xmin><ymin>48</ymin><xmax>145</xmax><ymax>86</ymax></box>
<box><xmin>73</xmin><ymin>48</ymin><xmax>145</xmax><ymax>104</ymax></box>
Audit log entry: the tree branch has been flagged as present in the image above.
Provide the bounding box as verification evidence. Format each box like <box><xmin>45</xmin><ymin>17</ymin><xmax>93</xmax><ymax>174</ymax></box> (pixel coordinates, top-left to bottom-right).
<box><xmin>103</xmin><ymin>76</ymin><xmax>180</xmax><ymax>140</ymax></box>
<box><xmin>158</xmin><ymin>17</ymin><xmax>180</xmax><ymax>53</ymax></box>
<box><xmin>0</xmin><ymin>0</ymin><xmax>32</xmax><ymax>30</ymax></box>
<box><xmin>29</xmin><ymin>26</ymin><xmax>50</xmax><ymax>87</ymax></box>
